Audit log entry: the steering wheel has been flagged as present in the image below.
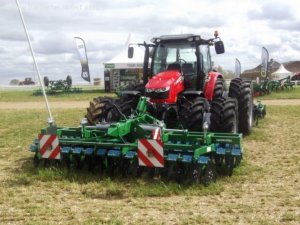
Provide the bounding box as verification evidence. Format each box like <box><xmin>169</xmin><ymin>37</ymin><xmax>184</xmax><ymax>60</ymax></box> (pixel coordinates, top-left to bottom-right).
<box><xmin>173</xmin><ymin>58</ymin><xmax>187</xmax><ymax>64</ymax></box>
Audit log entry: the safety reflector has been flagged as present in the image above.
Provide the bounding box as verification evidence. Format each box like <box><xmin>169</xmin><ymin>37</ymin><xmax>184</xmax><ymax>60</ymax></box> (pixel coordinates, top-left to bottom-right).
<box><xmin>38</xmin><ymin>134</ymin><xmax>61</xmax><ymax>159</ymax></box>
<box><xmin>138</xmin><ymin>139</ymin><xmax>164</xmax><ymax>167</ymax></box>
<box><xmin>151</xmin><ymin>127</ymin><xmax>161</xmax><ymax>140</ymax></box>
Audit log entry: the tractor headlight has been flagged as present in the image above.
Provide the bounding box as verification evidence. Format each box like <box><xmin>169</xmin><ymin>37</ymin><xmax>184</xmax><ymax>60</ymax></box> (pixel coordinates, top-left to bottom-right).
<box><xmin>145</xmin><ymin>88</ymin><xmax>153</xmax><ymax>93</ymax></box>
<box><xmin>146</xmin><ymin>86</ymin><xmax>170</xmax><ymax>93</ymax></box>
<box><xmin>155</xmin><ymin>86</ymin><xmax>170</xmax><ymax>93</ymax></box>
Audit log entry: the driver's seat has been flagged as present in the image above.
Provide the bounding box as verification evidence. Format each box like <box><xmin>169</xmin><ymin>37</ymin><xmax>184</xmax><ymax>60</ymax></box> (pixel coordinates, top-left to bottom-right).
<box><xmin>167</xmin><ymin>63</ymin><xmax>181</xmax><ymax>72</ymax></box>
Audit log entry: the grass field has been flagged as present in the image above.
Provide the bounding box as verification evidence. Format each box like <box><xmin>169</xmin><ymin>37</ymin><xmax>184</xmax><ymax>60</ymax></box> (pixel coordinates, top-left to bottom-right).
<box><xmin>0</xmin><ymin>88</ymin><xmax>115</xmax><ymax>102</ymax></box>
<box><xmin>0</xmin><ymin>89</ymin><xmax>299</xmax><ymax>224</ymax></box>
<box><xmin>0</xmin><ymin>85</ymin><xmax>299</xmax><ymax>102</ymax></box>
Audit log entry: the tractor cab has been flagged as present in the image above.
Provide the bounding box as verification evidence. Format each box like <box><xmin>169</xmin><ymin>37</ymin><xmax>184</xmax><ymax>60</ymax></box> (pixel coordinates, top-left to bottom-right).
<box><xmin>128</xmin><ymin>33</ymin><xmax>225</xmax><ymax>103</ymax></box>
<box><xmin>150</xmin><ymin>38</ymin><xmax>211</xmax><ymax>91</ymax></box>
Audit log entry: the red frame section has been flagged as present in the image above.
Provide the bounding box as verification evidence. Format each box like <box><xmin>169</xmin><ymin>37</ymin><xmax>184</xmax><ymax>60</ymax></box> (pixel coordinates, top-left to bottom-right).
<box><xmin>204</xmin><ymin>71</ymin><xmax>223</xmax><ymax>101</ymax></box>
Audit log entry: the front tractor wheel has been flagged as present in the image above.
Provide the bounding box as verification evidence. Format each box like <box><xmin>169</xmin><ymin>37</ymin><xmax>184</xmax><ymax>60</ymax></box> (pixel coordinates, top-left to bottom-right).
<box><xmin>213</xmin><ymin>77</ymin><xmax>225</xmax><ymax>99</ymax></box>
<box><xmin>210</xmin><ymin>97</ymin><xmax>238</xmax><ymax>133</ymax></box>
<box><xmin>179</xmin><ymin>97</ymin><xmax>208</xmax><ymax>131</ymax></box>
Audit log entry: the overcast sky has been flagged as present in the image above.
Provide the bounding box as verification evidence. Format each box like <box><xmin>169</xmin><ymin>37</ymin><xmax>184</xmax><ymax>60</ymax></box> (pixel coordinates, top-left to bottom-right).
<box><xmin>0</xmin><ymin>0</ymin><xmax>300</xmax><ymax>85</ymax></box>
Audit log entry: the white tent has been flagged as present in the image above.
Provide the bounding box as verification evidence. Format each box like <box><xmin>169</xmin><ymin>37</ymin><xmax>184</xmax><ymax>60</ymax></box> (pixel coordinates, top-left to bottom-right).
<box><xmin>104</xmin><ymin>34</ymin><xmax>144</xmax><ymax>69</ymax></box>
<box><xmin>103</xmin><ymin>34</ymin><xmax>145</xmax><ymax>91</ymax></box>
<box><xmin>271</xmin><ymin>64</ymin><xmax>293</xmax><ymax>80</ymax></box>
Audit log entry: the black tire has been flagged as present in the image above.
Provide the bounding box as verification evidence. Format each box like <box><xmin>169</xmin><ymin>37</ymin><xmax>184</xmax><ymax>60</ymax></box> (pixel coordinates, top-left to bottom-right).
<box><xmin>229</xmin><ymin>79</ymin><xmax>253</xmax><ymax>135</ymax></box>
<box><xmin>86</xmin><ymin>97</ymin><xmax>116</xmax><ymax>124</ymax></box>
<box><xmin>238</xmin><ymin>83</ymin><xmax>253</xmax><ymax>134</ymax></box>
<box><xmin>210</xmin><ymin>98</ymin><xmax>223</xmax><ymax>132</ymax></box>
<box><xmin>66</xmin><ymin>75</ymin><xmax>72</xmax><ymax>87</ymax></box>
<box><xmin>120</xmin><ymin>83</ymin><xmax>145</xmax><ymax>113</ymax></box>
<box><xmin>179</xmin><ymin>97</ymin><xmax>208</xmax><ymax>131</ymax></box>
<box><xmin>188</xmin><ymin>163</ymin><xmax>202</xmax><ymax>184</ymax></box>
<box><xmin>33</xmin><ymin>153</ymin><xmax>40</xmax><ymax>167</ymax></box>
<box><xmin>228</xmin><ymin>78</ymin><xmax>242</xmax><ymax>98</ymax></box>
<box><xmin>159</xmin><ymin>107</ymin><xmax>178</xmax><ymax>129</ymax></box>
<box><xmin>224</xmin><ymin>155</ymin><xmax>234</xmax><ymax>176</ymax></box>
<box><xmin>210</xmin><ymin>97</ymin><xmax>238</xmax><ymax>133</ymax></box>
<box><xmin>213</xmin><ymin>77</ymin><xmax>225</xmax><ymax>99</ymax></box>
<box><xmin>201</xmin><ymin>160</ymin><xmax>217</xmax><ymax>186</ymax></box>
<box><xmin>124</xmin><ymin>82</ymin><xmax>145</xmax><ymax>95</ymax></box>
<box><xmin>44</xmin><ymin>76</ymin><xmax>49</xmax><ymax>87</ymax></box>
<box><xmin>107</xmin><ymin>97</ymin><xmax>136</xmax><ymax>121</ymax></box>
<box><xmin>222</xmin><ymin>98</ymin><xmax>238</xmax><ymax>133</ymax></box>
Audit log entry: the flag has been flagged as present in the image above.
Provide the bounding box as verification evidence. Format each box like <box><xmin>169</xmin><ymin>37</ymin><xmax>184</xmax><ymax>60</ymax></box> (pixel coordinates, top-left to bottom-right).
<box><xmin>261</xmin><ymin>47</ymin><xmax>269</xmax><ymax>79</ymax></box>
<box><xmin>74</xmin><ymin>37</ymin><xmax>90</xmax><ymax>82</ymax></box>
<box><xmin>235</xmin><ymin>58</ymin><xmax>241</xmax><ymax>78</ymax></box>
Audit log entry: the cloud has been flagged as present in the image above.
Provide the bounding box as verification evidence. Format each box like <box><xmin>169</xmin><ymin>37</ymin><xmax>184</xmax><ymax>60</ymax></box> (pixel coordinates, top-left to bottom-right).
<box><xmin>248</xmin><ymin>2</ymin><xmax>294</xmax><ymax>21</ymax></box>
<box><xmin>1</xmin><ymin>0</ymin><xmax>300</xmax><ymax>85</ymax></box>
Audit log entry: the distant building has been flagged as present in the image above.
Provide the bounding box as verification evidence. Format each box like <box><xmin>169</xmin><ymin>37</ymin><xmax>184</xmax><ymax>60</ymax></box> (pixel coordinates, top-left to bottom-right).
<box><xmin>241</xmin><ymin>59</ymin><xmax>280</xmax><ymax>80</ymax></box>
<box><xmin>241</xmin><ymin>60</ymin><xmax>300</xmax><ymax>80</ymax></box>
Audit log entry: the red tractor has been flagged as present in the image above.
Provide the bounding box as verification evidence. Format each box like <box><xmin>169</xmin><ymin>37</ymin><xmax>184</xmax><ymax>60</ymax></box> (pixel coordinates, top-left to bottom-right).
<box><xmin>87</xmin><ymin>32</ymin><xmax>253</xmax><ymax>135</ymax></box>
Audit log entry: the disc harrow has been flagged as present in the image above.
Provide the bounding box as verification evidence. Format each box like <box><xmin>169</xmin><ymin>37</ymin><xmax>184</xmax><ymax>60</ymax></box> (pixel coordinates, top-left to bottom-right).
<box><xmin>30</xmin><ymin>97</ymin><xmax>243</xmax><ymax>185</ymax></box>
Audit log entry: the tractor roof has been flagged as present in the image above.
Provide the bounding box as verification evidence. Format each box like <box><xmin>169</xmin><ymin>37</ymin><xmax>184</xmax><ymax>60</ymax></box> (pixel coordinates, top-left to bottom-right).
<box><xmin>151</xmin><ymin>34</ymin><xmax>201</xmax><ymax>43</ymax></box>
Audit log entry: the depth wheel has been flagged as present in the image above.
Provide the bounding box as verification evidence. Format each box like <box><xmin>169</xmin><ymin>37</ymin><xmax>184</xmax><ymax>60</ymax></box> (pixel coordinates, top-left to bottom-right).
<box><xmin>33</xmin><ymin>153</ymin><xmax>40</xmax><ymax>167</ymax></box>
<box><xmin>188</xmin><ymin>163</ymin><xmax>202</xmax><ymax>184</ymax></box>
<box><xmin>201</xmin><ymin>161</ymin><xmax>217</xmax><ymax>186</ymax></box>
<box><xmin>225</xmin><ymin>155</ymin><xmax>234</xmax><ymax>176</ymax></box>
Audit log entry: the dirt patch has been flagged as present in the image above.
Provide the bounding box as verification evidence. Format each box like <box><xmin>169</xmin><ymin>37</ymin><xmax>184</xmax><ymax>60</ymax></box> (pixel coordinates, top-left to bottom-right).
<box><xmin>260</xmin><ymin>99</ymin><xmax>300</xmax><ymax>105</ymax></box>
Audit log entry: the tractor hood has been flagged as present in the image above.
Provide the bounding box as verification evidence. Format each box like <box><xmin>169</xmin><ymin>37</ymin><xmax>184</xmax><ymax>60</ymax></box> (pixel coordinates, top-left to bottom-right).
<box><xmin>145</xmin><ymin>70</ymin><xmax>184</xmax><ymax>103</ymax></box>
<box><xmin>146</xmin><ymin>70</ymin><xmax>181</xmax><ymax>89</ymax></box>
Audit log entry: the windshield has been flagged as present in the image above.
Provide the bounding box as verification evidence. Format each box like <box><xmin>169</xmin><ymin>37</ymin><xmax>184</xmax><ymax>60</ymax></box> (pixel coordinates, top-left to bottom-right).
<box><xmin>152</xmin><ymin>43</ymin><xmax>197</xmax><ymax>75</ymax></box>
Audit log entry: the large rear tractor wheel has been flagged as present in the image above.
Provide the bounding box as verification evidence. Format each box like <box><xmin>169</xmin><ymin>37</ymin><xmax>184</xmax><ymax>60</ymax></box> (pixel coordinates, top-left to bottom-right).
<box><xmin>229</xmin><ymin>79</ymin><xmax>253</xmax><ymax>135</ymax></box>
<box><xmin>86</xmin><ymin>82</ymin><xmax>144</xmax><ymax>125</ymax></box>
<box><xmin>107</xmin><ymin>97</ymin><xmax>136</xmax><ymax>122</ymax></box>
<box><xmin>86</xmin><ymin>97</ymin><xmax>116</xmax><ymax>124</ymax></box>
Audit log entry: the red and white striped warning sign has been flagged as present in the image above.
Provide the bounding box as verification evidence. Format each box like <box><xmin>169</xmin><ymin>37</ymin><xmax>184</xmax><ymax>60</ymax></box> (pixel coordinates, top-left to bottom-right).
<box><xmin>38</xmin><ymin>134</ymin><xmax>61</xmax><ymax>159</ymax></box>
<box><xmin>151</xmin><ymin>127</ymin><xmax>161</xmax><ymax>140</ymax></box>
<box><xmin>138</xmin><ymin>139</ymin><xmax>164</xmax><ymax>167</ymax></box>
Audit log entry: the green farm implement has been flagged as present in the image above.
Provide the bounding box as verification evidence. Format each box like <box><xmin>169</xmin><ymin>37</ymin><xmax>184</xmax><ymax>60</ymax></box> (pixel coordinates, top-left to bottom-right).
<box><xmin>253</xmin><ymin>76</ymin><xmax>294</xmax><ymax>96</ymax></box>
<box><xmin>30</xmin><ymin>97</ymin><xmax>243</xmax><ymax>185</ymax></box>
<box><xmin>253</xmin><ymin>100</ymin><xmax>266</xmax><ymax>126</ymax></box>
<box><xmin>33</xmin><ymin>75</ymin><xmax>82</xmax><ymax>95</ymax></box>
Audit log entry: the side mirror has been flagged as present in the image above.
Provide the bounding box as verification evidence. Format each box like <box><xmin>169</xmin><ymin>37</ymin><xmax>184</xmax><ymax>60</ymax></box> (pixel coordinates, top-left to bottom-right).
<box><xmin>215</xmin><ymin>40</ymin><xmax>225</xmax><ymax>54</ymax></box>
<box><xmin>128</xmin><ymin>46</ymin><xmax>134</xmax><ymax>58</ymax></box>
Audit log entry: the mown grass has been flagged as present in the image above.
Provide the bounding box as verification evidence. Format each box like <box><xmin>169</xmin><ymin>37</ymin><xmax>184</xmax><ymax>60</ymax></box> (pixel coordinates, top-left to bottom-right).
<box><xmin>1</xmin><ymin>90</ymin><xmax>300</xmax><ymax>224</ymax></box>
<box><xmin>0</xmin><ymin>104</ymin><xmax>283</xmax><ymax>224</ymax></box>
<box><xmin>0</xmin><ymin>108</ymin><xmax>227</xmax><ymax>200</ymax></box>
